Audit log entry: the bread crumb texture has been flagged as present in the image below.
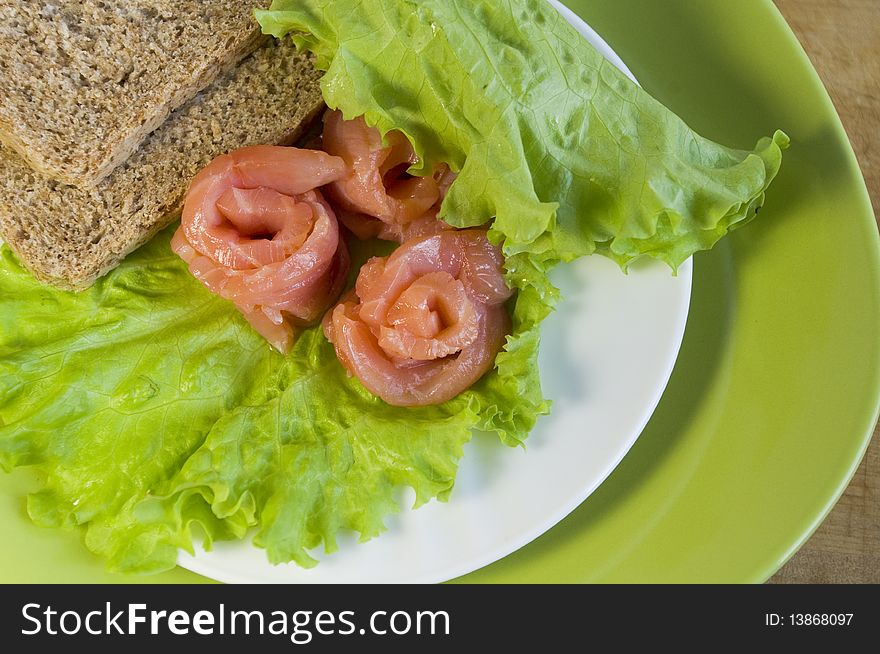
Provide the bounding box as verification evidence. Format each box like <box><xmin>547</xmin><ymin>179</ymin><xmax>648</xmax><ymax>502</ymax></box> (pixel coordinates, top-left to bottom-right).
<box><xmin>0</xmin><ymin>40</ymin><xmax>325</xmax><ymax>290</ymax></box>
<box><xmin>0</xmin><ymin>0</ymin><xmax>268</xmax><ymax>186</ymax></box>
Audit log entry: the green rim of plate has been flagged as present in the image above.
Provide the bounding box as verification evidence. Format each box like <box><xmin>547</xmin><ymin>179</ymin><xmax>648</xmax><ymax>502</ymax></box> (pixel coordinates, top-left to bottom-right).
<box><xmin>2</xmin><ymin>0</ymin><xmax>878</xmax><ymax>583</ymax></box>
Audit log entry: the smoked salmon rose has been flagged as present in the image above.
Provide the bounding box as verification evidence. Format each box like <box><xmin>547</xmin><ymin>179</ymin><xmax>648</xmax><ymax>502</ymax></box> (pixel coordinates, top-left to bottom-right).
<box><xmin>172</xmin><ymin>145</ymin><xmax>351</xmax><ymax>354</ymax></box>
<box><xmin>324</xmin><ymin>229</ymin><xmax>512</xmax><ymax>406</ymax></box>
<box><xmin>322</xmin><ymin>110</ymin><xmax>456</xmax><ymax>243</ymax></box>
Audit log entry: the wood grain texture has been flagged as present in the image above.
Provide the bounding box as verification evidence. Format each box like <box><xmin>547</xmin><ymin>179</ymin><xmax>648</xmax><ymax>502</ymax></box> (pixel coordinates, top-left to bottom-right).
<box><xmin>770</xmin><ymin>0</ymin><xmax>880</xmax><ymax>584</ymax></box>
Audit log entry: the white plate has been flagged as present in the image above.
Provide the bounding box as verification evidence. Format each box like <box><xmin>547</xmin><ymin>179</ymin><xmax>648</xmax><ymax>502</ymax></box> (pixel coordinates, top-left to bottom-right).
<box><xmin>178</xmin><ymin>2</ymin><xmax>693</xmax><ymax>584</ymax></box>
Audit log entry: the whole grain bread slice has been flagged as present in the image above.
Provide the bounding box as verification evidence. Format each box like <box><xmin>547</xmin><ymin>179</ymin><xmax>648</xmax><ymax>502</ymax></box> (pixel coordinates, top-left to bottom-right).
<box><xmin>0</xmin><ymin>0</ymin><xmax>269</xmax><ymax>188</ymax></box>
<box><xmin>0</xmin><ymin>39</ymin><xmax>325</xmax><ymax>290</ymax></box>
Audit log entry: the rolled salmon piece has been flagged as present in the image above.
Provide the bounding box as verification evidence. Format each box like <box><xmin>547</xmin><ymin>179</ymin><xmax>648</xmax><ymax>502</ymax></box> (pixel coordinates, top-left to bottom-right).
<box><xmin>323</xmin><ymin>230</ymin><xmax>512</xmax><ymax>406</ymax></box>
<box><xmin>172</xmin><ymin>145</ymin><xmax>350</xmax><ymax>354</ymax></box>
<box><xmin>322</xmin><ymin>110</ymin><xmax>457</xmax><ymax>243</ymax></box>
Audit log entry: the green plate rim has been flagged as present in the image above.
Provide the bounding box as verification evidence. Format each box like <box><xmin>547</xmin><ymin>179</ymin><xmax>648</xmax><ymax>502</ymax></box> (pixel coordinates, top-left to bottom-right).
<box><xmin>751</xmin><ymin>3</ymin><xmax>879</xmax><ymax>580</ymax></box>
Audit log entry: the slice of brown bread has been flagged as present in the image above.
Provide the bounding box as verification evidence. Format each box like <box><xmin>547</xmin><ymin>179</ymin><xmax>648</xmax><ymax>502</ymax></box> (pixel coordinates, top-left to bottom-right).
<box><xmin>0</xmin><ymin>38</ymin><xmax>325</xmax><ymax>290</ymax></box>
<box><xmin>0</xmin><ymin>0</ymin><xmax>269</xmax><ymax>188</ymax></box>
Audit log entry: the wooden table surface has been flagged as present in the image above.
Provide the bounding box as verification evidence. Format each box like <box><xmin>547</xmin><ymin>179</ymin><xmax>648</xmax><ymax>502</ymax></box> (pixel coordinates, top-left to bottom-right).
<box><xmin>770</xmin><ymin>0</ymin><xmax>879</xmax><ymax>583</ymax></box>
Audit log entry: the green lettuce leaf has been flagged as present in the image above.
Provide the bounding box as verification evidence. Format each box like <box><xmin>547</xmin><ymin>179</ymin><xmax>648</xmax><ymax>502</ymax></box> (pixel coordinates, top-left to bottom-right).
<box><xmin>257</xmin><ymin>0</ymin><xmax>788</xmax><ymax>269</ymax></box>
<box><xmin>0</xmin><ymin>228</ymin><xmax>549</xmax><ymax>572</ymax></box>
